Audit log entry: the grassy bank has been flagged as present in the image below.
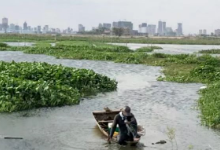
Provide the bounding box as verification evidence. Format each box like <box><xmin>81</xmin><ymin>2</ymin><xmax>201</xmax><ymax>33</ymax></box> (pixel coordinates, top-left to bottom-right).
<box><xmin>1</xmin><ymin>34</ymin><xmax>220</xmax><ymax>45</ymax></box>
<box><xmin>0</xmin><ymin>61</ymin><xmax>117</xmax><ymax>112</ymax></box>
<box><xmin>199</xmin><ymin>49</ymin><xmax>220</xmax><ymax>54</ymax></box>
<box><xmin>0</xmin><ymin>41</ymin><xmax>220</xmax><ymax>128</ymax></box>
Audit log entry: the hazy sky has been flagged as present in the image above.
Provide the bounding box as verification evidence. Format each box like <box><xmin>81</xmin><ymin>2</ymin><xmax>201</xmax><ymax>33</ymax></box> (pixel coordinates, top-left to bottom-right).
<box><xmin>1</xmin><ymin>0</ymin><xmax>220</xmax><ymax>34</ymax></box>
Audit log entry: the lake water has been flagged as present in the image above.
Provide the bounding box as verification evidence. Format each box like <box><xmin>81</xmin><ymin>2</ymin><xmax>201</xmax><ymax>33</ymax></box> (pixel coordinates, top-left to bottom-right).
<box><xmin>0</xmin><ymin>51</ymin><xmax>219</xmax><ymax>150</ymax></box>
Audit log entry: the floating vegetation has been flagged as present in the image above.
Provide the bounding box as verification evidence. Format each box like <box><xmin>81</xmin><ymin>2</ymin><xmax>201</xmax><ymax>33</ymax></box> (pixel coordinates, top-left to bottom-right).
<box><xmin>0</xmin><ymin>61</ymin><xmax>117</xmax><ymax>112</ymax></box>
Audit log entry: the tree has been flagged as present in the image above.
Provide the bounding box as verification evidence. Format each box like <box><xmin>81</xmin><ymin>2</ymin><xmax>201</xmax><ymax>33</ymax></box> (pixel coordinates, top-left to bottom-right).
<box><xmin>113</xmin><ymin>28</ymin><xmax>124</xmax><ymax>37</ymax></box>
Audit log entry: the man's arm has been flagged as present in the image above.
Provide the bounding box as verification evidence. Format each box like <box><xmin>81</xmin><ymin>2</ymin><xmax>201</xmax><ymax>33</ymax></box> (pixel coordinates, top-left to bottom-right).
<box><xmin>130</xmin><ymin>113</ymin><xmax>137</xmax><ymax>125</ymax></box>
<box><xmin>109</xmin><ymin>115</ymin><xmax>118</xmax><ymax>138</ymax></box>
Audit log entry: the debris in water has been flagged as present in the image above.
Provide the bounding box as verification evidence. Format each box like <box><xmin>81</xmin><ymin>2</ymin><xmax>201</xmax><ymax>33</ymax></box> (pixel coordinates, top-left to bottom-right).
<box><xmin>200</xmin><ymin>86</ymin><xmax>207</xmax><ymax>90</ymax></box>
<box><xmin>152</xmin><ymin>140</ymin><xmax>167</xmax><ymax>145</ymax></box>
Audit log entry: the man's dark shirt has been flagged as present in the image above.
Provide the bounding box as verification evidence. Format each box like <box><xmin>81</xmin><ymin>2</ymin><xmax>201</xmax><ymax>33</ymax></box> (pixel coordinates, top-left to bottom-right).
<box><xmin>109</xmin><ymin>113</ymin><xmax>137</xmax><ymax>138</ymax></box>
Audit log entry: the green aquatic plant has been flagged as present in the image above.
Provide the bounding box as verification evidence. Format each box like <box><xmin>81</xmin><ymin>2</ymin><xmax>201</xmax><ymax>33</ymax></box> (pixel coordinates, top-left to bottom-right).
<box><xmin>199</xmin><ymin>49</ymin><xmax>220</xmax><ymax>54</ymax></box>
<box><xmin>0</xmin><ymin>61</ymin><xmax>117</xmax><ymax>112</ymax></box>
<box><xmin>198</xmin><ymin>82</ymin><xmax>220</xmax><ymax>128</ymax></box>
<box><xmin>0</xmin><ymin>43</ymin><xmax>8</xmax><ymax>47</ymax></box>
<box><xmin>135</xmin><ymin>46</ymin><xmax>162</xmax><ymax>52</ymax></box>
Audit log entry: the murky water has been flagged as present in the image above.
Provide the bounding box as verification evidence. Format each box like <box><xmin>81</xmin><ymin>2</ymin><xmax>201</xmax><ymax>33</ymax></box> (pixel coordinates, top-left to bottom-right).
<box><xmin>112</xmin><ymin>43</ymin><xmax>220</xmax><ymax>54</ymax></box>
<box><xmin>0</xmin><ymin>51</ymin><xmax>220</xmax><ymax>150</ymax></box>
<box><xmin>5</xmin><ymin>42</ymin><xmax>34</xmax><ymax>47</ymax></box>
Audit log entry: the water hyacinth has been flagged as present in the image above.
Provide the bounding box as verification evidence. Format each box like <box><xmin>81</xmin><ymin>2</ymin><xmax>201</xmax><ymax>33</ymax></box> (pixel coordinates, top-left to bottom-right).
<box><xmin>0</xmin><ymin>61</ymin><xmax>117</xmax><ymax>112</ymax></box>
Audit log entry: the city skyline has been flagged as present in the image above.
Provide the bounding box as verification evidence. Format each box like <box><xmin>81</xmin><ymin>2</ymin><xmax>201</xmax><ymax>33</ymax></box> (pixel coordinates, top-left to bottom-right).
<box><xmin>1</xmin><ymin>0</ymin><xmax>220</xmax><ymax>34</ymax></box>
<box><xmin>1</xmin><ymin>17</ymin><xmax>185</xmax><ymax>36</ymax></box>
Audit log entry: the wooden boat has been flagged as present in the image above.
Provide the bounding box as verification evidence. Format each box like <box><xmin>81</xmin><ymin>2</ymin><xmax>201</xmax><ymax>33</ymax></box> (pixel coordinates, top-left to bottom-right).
<box><xmin>93</xmin><ymin>109</ymin><xmax>145</xmax><ymax>145</ymax></box>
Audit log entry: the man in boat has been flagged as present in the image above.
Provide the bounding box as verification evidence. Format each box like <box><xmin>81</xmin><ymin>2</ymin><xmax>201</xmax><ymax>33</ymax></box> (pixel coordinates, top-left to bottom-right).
<box><xmin>108</xmin><ymin>106</ymin><xmax>140</xmax><ymax>145</ymax></box>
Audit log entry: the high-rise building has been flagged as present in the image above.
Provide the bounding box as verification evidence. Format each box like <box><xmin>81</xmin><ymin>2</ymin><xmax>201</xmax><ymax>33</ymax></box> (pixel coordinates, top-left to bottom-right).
<box><xmin>23</xmin><ymin>22</ymin><xmax>28</xmax><ymax>30</ymax></box>
<box><xmin>199</xmin><ymin>30</ymin><xmax>203</xmax><ymax>35</ymax></box>
<box><xmin>78</xmin><ymin>24</ymin><xmax>85</xmax><ymax>32</ymax></box>
<box><xmin>112</xmin><ymin>21</ymin><xmax>133</xmax><ymax>35</ymax></box>
<box><xmin>139</xmin><ymin>23</ymin><xmax>147</xmax><ymax>34</ymax></box>
<box><xmin>118</xmin><ymin>21</ymin><xmax>133</xmax><ymax>31</ymax></box>
<box><xmin>43</xmin><ymin>25</ymin><xmax>49</xmax><ymax>33</ymax></box>
<box><xmin>215</xmin><ymin>29</ymin><xmax>220</xmax><ymax>36</ymax></box>
<box><xmin>162</xmin><ymin>22</ymin><xmax>166</xmax><ymax>35</ymax></box>
<box><xmin>157</xmin><ymin>21</ymin><xmax>163</xmax><ymax>35</ymax></box>
<box><xmin>147</xmin><ymin>25</ymin><xmax>156</xmax><ymax>35</ymax></box>
<box><xmin>2</xmin><ymin>18</ymin><xmax>8</xmax><ymax>33</ymax></box>
<box><xmin>141</xmin><ymin>23</ymin><xmax>147</xmax><ymax>27</ymax></box>
<box><xmin>177</xmin><ymin>23</ymin><xmax>183</xmax><ymax>36</ymax></box>
<box><xmin>37</xmin><ymin>26</ymin><xmax>41</xmax><ymax>33</ymax></box>
<box><xmin>103</xmin><ymin>23</ymin><xmax>111</xmax><ymax>30</ymax></box>
<box><xmin>203</xmin><ymin>29</ymin><xmax>207</xmax><ymax>35</ymax></box>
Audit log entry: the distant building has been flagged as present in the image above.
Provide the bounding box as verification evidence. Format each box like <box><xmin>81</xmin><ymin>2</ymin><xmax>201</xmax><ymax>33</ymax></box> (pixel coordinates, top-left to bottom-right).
<box><xmin>203</xmin><ymin>29</ymin><xmax>207</xmax><ymax>35</ymax></box>
<box><xmin>28</xmin><ymin>26</ymin><xmax>31</xmax><ymax>30</ymax></box>
<box><xmin>98</xmin><ymin>23</ymin><xmax>103</xmax><ymax>29</ymax></box>
<box><xmin>112</xmin><ymin>21</ymin><xmax>133</xmax><ymax>35</ymax></box>
<box><xmin>215</xmin><ymin>29</ymin><xmax>220</xmax><ymax>36</ymax></box>
<box><xmin>37</xmin><ymin>26</ymin><xmax>41</xmax><ymax>33</ymax></box>
<box><xmin>199</xmin><ymin>29</ymin><xmax>207</xmax><ymax>35</ymax></box>
<box><xmin>166</xmin><ymin>27</ymin><xmax>176</xmax><ymax>36</ymax></box>
<box><xmin>139</xmin><ymin>23</ymin><xmax>147</xmax><ymax>34</ymax></box>
<box><xmin>199</xmin><ymin>30</ymin><xmax>203</xmax><ymax>35</ymax></box>
<box><xmin>78</xmin><ymin>24</ymin><xmax>85</xmax><ymax>32</ymax></box>
<box><xmin>2</xmin><ymin>18</ymin><xmax>8</xmax><ymax>33</ymax></box>
<box><xmin>23</xmin><ymin>22</ymin><xmax>28</xmax><ymax>30</ymax></box>
<box><xmin>176</xmin><ymin>23</ymin><xmax>183</xmax><ymax>36</ymax></box>
<box><xmin>43</xmin><ymin>25</ymin><xmax>49</xmax><ymax>33</ymax></box>
<box><xmin>132</xmin><ymin>30</ymin><xmax>139</xmax><ymax>36</ymax></box>
<box><xmin>162</xmin><ymin>22</ymin><xmax>166</xmax><ymax>35</ymax></box>
<box><xmin>56</xmin><ymin>28</ymin><xmax>61</xmax><ymax>33</ymax></box>
<box><xmin>112</xmin><ymin>22</ymin><xmax>118</xmax><ymax>28</ymax></box>
<box><xmin>157</xmin><ymin>21</ymin><xmax>163</xmax><ymax>35</ymax></box>
<box><xmin>103</xmin><ymin>23</ymin><xmax>111</xmax><ymax>30</ymax></box>
<box><xmin>118</xmin><ymin>21</ymin><xmax>133</xmax><ymax>34</ymax></box>
<box><xmin>15</xmin><ymin>25</ymin><xmax>20</xmax><ymax>33</ymax></box>
<box><xmin>9</xmin><ymin>24</ymin><xmax>15</xmax><ymax>32</ymax></box>
<box><xmin>141</xmin><ymin>23</ymin><xmax>147</xmax><ymax>27</ymax></box>
<box><xmin>147</xmin><ymin>25</ymin><xmax>156</xmax><ymax>35</ymax></box>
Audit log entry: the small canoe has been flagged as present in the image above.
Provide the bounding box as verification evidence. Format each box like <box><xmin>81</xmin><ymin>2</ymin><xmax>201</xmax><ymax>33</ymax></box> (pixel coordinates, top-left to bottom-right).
<box><xmin>93</xmin><ymin>109</ymin><xmax>145</xmax><ymax>145</ymax></box>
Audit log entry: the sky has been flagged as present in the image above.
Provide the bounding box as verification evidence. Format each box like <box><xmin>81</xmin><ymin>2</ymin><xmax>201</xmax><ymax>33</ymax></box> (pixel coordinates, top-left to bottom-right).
<box><xmin>0</xmin><ymin>0</ymin><xmax>220</xmax><ymax>34</ymax></box>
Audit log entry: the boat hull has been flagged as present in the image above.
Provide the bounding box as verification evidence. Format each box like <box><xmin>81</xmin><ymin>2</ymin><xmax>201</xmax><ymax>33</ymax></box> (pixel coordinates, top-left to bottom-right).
<box><xmin>93</xmin><ymin>110</ymin><xmax>142</xmax><ymax>144</ymax></box>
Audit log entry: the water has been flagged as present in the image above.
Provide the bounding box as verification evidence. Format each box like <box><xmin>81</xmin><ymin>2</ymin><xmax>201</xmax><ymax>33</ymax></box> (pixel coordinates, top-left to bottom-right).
<box><xmin>0</xmin><ymin>51</ymin><xmax>220</xmax><ymax>150</ymax></box>
<box><xmin>112</xmin><ymin>43</ymin><xmax>220</xmax><ymax>54</ymax></box>
<box><xmin>5</xmin><ymin>42</ymin><xmax>56</xmax><ymax>47</ymax></box>
<box><xmin>5</xmin><ymin>42</ymin><xmax>34</xmax><ymax>47</ymax></box>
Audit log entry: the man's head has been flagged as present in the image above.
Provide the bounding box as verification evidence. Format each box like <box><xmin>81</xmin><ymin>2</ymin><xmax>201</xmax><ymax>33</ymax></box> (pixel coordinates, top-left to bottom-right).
<box><xmin>122</xmin><ymin>106</ymin><xmax>131</xmax><ymax>117</ymax></box>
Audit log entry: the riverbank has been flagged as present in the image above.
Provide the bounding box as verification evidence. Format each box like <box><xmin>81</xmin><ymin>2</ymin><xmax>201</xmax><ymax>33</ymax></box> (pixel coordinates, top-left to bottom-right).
<box><xmin>1</xmin><ymin>34</ymin><xmax>220</xmax><ymax>45</ymax></box>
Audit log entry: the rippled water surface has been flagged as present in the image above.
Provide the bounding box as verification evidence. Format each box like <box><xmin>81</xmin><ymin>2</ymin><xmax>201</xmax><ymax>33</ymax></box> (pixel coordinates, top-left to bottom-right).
<box><xmin>0</xmin><ymin>51</ymin><xmax>220</xmax><ymax>150</ymax></box>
